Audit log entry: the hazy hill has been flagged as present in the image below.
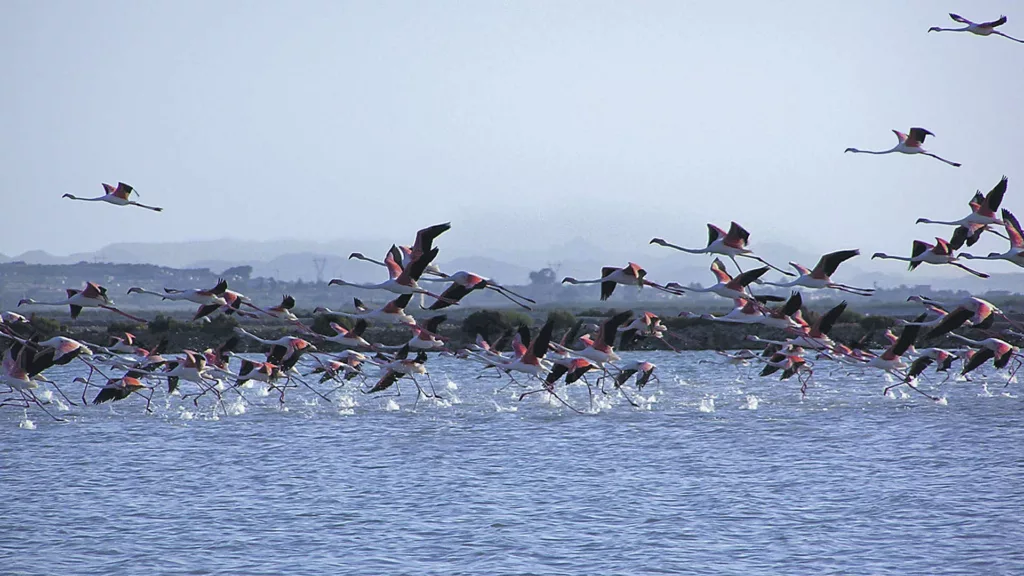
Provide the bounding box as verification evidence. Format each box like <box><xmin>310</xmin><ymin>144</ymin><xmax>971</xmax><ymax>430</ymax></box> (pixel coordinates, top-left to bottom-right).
<box><xmin>4</xmin><ymin>236</ymin><xmax>1024</xmax><ymax>291</ymax></box>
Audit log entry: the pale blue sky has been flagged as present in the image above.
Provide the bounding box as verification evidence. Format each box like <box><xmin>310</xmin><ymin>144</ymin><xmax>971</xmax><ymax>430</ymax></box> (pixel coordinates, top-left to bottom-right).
<box><xmin>2</xmin><ymin>1</ymin><xmax>1022</xmax><ymax>270</ymax></box>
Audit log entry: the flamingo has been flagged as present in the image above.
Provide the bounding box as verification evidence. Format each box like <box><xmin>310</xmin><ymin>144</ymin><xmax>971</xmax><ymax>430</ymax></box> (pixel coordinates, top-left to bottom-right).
<box><xmin>1</xmin><ymin>346</ymin><xmax>46</xmax><ymax>397</ymax></box>
<box><xmin>62</xmin><ymin>182</ymin><xmax>163</xmax><ymax>211</ymax></box>
<box><xmin>917</xmin><ymin>177</ymin><xmax>1008</xmax><ymax>230</ymax></box>
<box><xmin>127</xmin><ymin>278</ymin><xmax>229</xmax><ymax>307</ymax></box>
<box><xmin>497</xmin><ymin>320</ymin><xmax>555</xmax><ymax>380</ymax></box>
<box><xmin>758</xmin><ymin>347</ymin><xmax>814</xmax><ymax>395</ymax></box>
<box><xmin>561</xmin><ymin>263</ymin><xmax>681</xmax><ymax>300</ymax></box>
<box><xmin>306</xmin><ymin>358</ymin><xmax>361</xmax><ymax>385</ymax></box>
<box><xmin>266</xmin><ymin>295</ymin><xmax>300</xmax><ymax>322</ymax></box>
<box><xmin>748</xmin><ymin>300</ymin><xmax>848</xmax><ymax>351</ymax></box>
<box><xmin>962</xmin><ymin>209</ymin><xmax>1024</xmax><ymax>267</ymax></box>
<box><xmin>713</xmin><ymin>349</ymin><xmax>759</xmax><ymax>367</ymax></box>
<box><xmin>365</xmin><ymin>346</ymin><xmax>437</xmax><ymax>400</ymax></box>
<box><xmin>667</xmin><ymin>258</ymin><xmax>769</xmax><ymax>300</ymax></box>
<box><xmin>426</xmin><ymin>271</ymin><xmax>536</xmax><ymax>311</ymax></box>
<box><xmin>329</xmin><ymin>246</ymin><xmax>453</xmax><ymax>303</ymax></box>
<box><xmin>18</xmin><ymin>282</ymin><xmax>147</xmax><ymax>323</ymax></box>
<box><xmin>845</xmin><ymin>127</ymin><xmax>961</xmax><ymax>167</ymax></box>
<box><xmin>87</xmin><ymin>371</ymin><xmax>152</xmax><ymax>408</ymax></box>
<box><xmin>759</xmin><ymin>292</ymin><xmax>806</xmax><ymax>330</ymax></box>
<box><xmin>612</xmin><ymin>360</ymin><xmax>659</xmax><ymax>391</ymax></box>
<box><xmin>868</xmin><ymin>316</ymin><xmax>938</xmax><ymax>399</ymax></box>
<box><xmin>331</xmin><ymin>294</ymin><xmax>416</xmax><ymax>326</ymax></box>
<box><xmin>316</xmin><ymin>317</ymin><xmax>372</xmax><ymax>349</ymax></box>
<box><xmin>894</xmin><ymin>304</ymin><xmax>950</xmax><ymax>328</ymax></box>
<box><xmin>871</xmin><ymin>238</ymin><xmax>989</xmax><ymax>278</ymax></box>
<box><xmin>349</xmin><ymin>223</ymin><xmax>452</xmax><ymax>278</ymax></box>
<box><xmin>234</xmin><ymin>360</ymin><xmax>284</xmax><ymax>388</ymax></box>
<box><xmin>192</xmin><ymin>289</ymin><xmax>264</xmax><ymax>322</ymax></box>
<box><xmin>692</xmin><ymin>298</ymin><xmax>766</xmax><ymax>325</ymax></box>
<box><xmin>233</xmin><ymin>327</ymin><xmax>317</xmax><ymax>371</ymax></box>
<box><xmin>908</xmin><ymin>295</ymin><xmax>1004</xmax><ymax>339</ymax></box>
<box><xmin>949</xmin><ymin>335</ymin><xmax>1018</xmax><ymax>375</ymax></box>
<box><xmin>651</xmin><ymin>222</ymin><xmax>794</xmax><ymax>276</ymax></box>
<box><xmin>405</xmin><ymin>316</ymin><xmax>448</xmax><ymax>351</ymax></box>
<box><xmin>618</xmin><ymin>312</ymin><xmax>678</xmax><ymax>352</ymax></box>
<box><xmin>763</xmin><ymin>249</ymin><xmax>874</xmax><ymax>296</ymax></box>
<box><xmin>904</xmin><ymin>348</ymin><xmax>957</xmax><ymax>383</ymax></box>
<box><xmin>574</xmin><ymin>311</ymin><xmax>634</xmax><ymax>367</ymax></box>
<box><xmin>929</xmin><ymin>13</ymin><xmax>1024</xmax><ymax>43</ymax></box>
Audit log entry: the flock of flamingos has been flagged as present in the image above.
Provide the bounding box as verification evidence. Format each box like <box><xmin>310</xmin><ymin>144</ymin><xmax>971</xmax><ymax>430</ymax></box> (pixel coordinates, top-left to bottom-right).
<box><xmin>4</xmin><ymin>12</ymin><xmax>1024</xmax><ymax>421</ymax></box>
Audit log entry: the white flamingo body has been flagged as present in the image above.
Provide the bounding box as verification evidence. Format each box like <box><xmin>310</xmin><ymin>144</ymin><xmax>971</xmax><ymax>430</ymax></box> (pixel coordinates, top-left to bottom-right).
<box><xmin>962</xmin><ymin>208</ymin><xmax>1024</xmax><ymax>267</ymax></box>
<box><xmin>845</xmin><ymin>128</ymin><xmax>961</xmax><ymax>167</ymax></box>
<box><xmin>62</xmin><ymin>182</ymin><xmax>163</xmax><ymax>211</ymax></box>
<box><xmin>651</xmin><ymin>222</ymin><xmax>793</xmax><ymax>276</ymax></box>
<box><xmin>18</xmin><ymin>282</ymin><xmax>147</xmax><ymax>322</ymax></box>
<box><xmin>929</xmin><ymin>13</ymin><xmax>1024</xmax><ymax>42</ymax></box>
<box><xmin>872</xmin><ymin>238</ymin><xmax>989</xmax><ymax>278</ymax></box>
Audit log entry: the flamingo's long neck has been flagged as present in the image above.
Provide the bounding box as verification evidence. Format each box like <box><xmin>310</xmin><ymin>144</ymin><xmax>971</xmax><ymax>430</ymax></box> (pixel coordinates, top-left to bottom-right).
<box><xmin>918</xmin><ymin>218</ymin><xmax>960</xmax><ymax>226</ymax></box>
<box><xmin>848</xmin><ymin>148</ymin><xmax>896</xmax><ymax>155</ymax></box>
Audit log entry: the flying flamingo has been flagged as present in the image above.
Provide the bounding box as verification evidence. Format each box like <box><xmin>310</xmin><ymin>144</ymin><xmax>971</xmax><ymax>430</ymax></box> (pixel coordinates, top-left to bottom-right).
<box><xmin>561</xmin><ymin>263</ymin><xmax>682</xmax><ymax>300</ymax></box>
<box><xmin>127</xmin><ymin>278</ymin><xmax>229</xmax><ymax>307</ymax></box>
<box><xmin>0</xmin><ymin>345</ymin><xmax>66</xmax><ymax>420</ymax></box>
<box><xmin>62</xmin><ymin>182</ymin><xmax>163</xmax><ymax>211</ymax></box>
<box><xmin>233</xmin><ymin>327</ymin><xmax>317</xmax><ymax>372</ymax></box>
<box><xmin>618</xmin><ymin>312</ymin><xmax>678</xmax><ymax>352</ymax></box>
<box><xmin>872</xmin><ymin>238</ymin><xmax>989</xmax><ymax>278</ymax></box>
<box><xmin>845</xmin><ymin>128</ymin><xmax>961</xmax><ymax>167</ymax></box>
<box><xmin>87</xmin><ymin>371</ymin><xmax>153</xmax><ymax>409</ymax></box>
<box><xmin>948</xmin><ymin>335</ymin><xmax>1019</xmax><ymax>376</ymax></box>
<box><xmin>18</xmin><ymin>282</ymin><xmax>148</xmax><ymax>322</ymax></box>
<box><xmin>329</xmin><ymin>247</ymin><xmax>454</xmax><ymax>303</ymax></box>
<box><xmin>314</xmin><ymin>316</ymin><xmax>372</xmax><ymax>349</ymax></box>
<box><xmin>331</xmin><ymin>294</ymin><xmax>417</xmax><ymax>327</ymax></box>
<box><xmin>763</xmin><ymin>249</ymin><xmax>874</xmax><ymax>296</ymax></box>
<box><xmin>349</xmin><ymin>223</ymin><xmax>452</xmax><ymax>279</ymax></box>
<box><xmin>748</xmin><ymin>300</ymin><xmax>848</xmax><ymax>351</ymax></box>
<box><xmin>908</xmin><ymin>295</ymin><xmax>1005</xmax><ymax>339</ymax></box>
<box><xmin>758</xmin><ymin>347</ymin><xmax>814</xmax><ymax>395</ymax></box>
<box><xmin>266</xmin><ymin>295</ymin><xmax>300</xmax><ymax>322</ymax></box>
<box><xmin>868</xmin><ymin>315</ymin><xmax>940</xmax><ymax>400</ymax></box>
<box><xmin>573</xmin><ymin>311</ymin><xmax>634</xmax><ymax>368</ymax></box>
<box><xmin>929</xmin><ymin>13</ymin><xmax>1024</xmax><ymax>43</ymax></box>
<box><xmin>758</xmin><ymin>292</ymin><xmax>806</xmax><ymax>330</ymax></box>
<box><xmin>364</xmin><ymin>346</ymin><xmax>438</xmax><ymax>401</ymax></box>
<box><xmin>667</xmin><ymin>258</ymin><xmax>769</xmax><ymax>300</ymax></box>
<box><xmin>917</xmin><ymin>177</ymin><xmax>1008</xmax><ymax>230</ymax></box>
<box><xmin>904</xmin><ymin>348</ymin><xmax>957</xmax><ymax>383</ymax></box>
<box><xmin>612</xmin><ymin>360</ymin><xmax>659</xmax><ymax>391</ymax></box>
<box><xmin>651</xmin><ymin>222</ymin><xmax>794</xmax><ymax>276</ymax></box>
<box><xmin>894</xmin><ymin>304</ymin><xmax>950</xmax><ymax>329</ymax></box>
<box><xmin>689</xmin><ymin>298</ymin><xmax>766</xmax><ymax>325</ymax></box>
<box><xmin>426</xmin><ymin>271</ymin><xmax>536</xmax><ymax>311</ymax></box>
<box><xmin>962</xmin><ymin>209</ymin><xmax>1024</xmax><ymax>267</ymax></box>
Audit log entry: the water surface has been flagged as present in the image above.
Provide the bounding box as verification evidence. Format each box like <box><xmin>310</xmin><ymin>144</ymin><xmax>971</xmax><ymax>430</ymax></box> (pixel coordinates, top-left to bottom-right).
<box><xmin>2</xmin><ymin>351</ymin><xmax>1023</xmax><ymax>575</ymax></box>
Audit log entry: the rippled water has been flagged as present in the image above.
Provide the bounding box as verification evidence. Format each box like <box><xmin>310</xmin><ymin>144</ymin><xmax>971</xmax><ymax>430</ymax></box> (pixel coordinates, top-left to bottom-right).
<box><xmin>3</xmin><ymin>351</ymin><xmax>1024</xmax><ymax>575</ymax></box>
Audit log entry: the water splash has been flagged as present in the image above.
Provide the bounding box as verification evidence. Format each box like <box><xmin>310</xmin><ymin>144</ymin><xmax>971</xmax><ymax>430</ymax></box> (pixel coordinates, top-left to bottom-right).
<box><xmin>742</xmin><ymin>395</ymin><xmax>760</xmax><ymax>410</ymax></box>
<box><xmin>699</xmin><ymin>397</ymin><xmax>715</xmax><ymax>413</ymax></box>
<box><xmin>18</xmin><ymin>411</ymin><xmax>36</xmax><ymax>430</ymax></box>
<box><xmin>384</xmin><ymin>399</ymin><xmax>401</xmax><ymax>412</ymax></box>
<box><xmin>225</xmin><ymin>398</ymin><xmax>247</xmax><ymax>416</ymax></box>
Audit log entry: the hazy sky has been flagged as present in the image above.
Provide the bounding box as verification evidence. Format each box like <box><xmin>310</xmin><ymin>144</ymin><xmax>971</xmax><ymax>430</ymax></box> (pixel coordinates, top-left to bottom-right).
<box><xmin>2</xmin><ymin>1</ymin><xmax>1022</xmax><ymax>269</ymax></box>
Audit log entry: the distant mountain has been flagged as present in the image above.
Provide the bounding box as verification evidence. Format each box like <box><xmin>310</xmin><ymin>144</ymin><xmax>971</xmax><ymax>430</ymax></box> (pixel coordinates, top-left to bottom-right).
<box><xmin>7</xmin><ymin>236</ymin><xmax>1024</xmax><ymax>291</ymax></box>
